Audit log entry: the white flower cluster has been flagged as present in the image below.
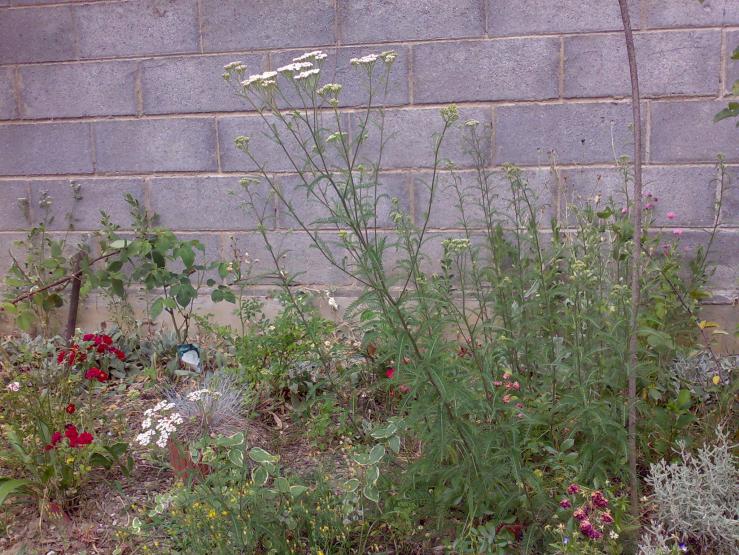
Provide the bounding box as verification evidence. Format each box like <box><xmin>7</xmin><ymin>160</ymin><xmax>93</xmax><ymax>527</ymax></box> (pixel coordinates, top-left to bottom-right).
<box><xmin>6</xmin><ymin>381</ymin><xmax>20</xmax><ymax>392</ymax></box>
<box><xmin>185</xmin><ymin>388</ymin><xmax>222</xmax><ymax>402</ymax></box>
<box><xmin>136</xmin><ymin>400</ymin><xmax>184</xmax><ymax>448</ymax></box>
<box><xmin>317</xmin><ymin>83</ymin><xmax>342</xmax><ymax>96</ymax></box>
<box><xmin>276</xmin><ymin>61</ymin><xmax>313</xmax><ymax>74</ymax></box>
<box><xmin>294</xmin><ymin>68</ymin><xmax>320</xmax><ymax>81</ymax></box>
<box><xmin>241</xmin><ymin>70</ymin><xmax>278</xmax><ymax>88</ymax></box>
<box><xmin>350</xmin><ymin>54</ymin><xmax>378</xmax><ymax>66</ymax></box>
<box><xmin>293</xmin><ymin>50</ymin><xmax>327</xmax><ymax>62</ymax></box>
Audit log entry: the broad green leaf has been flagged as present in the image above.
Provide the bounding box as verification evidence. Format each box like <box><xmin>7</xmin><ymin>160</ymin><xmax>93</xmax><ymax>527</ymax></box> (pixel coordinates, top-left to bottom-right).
<box><xmin>252</xmin><ymin>466</ymin><xmax>268</xmax><ymax>486</ymax></box>
<box><xmin>388</xmin><ymin>435</ymin><xmax>400</xmax><ymax>454</ymax></box>
<box><xmin>342</xmin><ymin>478</ymin><xmax>360</xmax><ymax>492</ymax></box>
<box><xmin>249</xmin><ymin>447</ymin><xmax>279</xmax><ymax>464</ymax></box>
<box><xmin>289</xmin><ymin>485</ymin><xmax>308</xmax><ymax>498</ymax></box>
<box><xmin>366</xmin><ymin>465</ymin><xmax>379</xmax><ymax>485</ymax></box>
<box><xmin>229</xmin><ymin>449</ymin><xmax>244</xmax><ymax>467</ymax></box>
<box><xmin>275</xmin><ymin>477</ymin><xmax>290</xmax><ymax>494</ymax></box>
<box><xmin>370</xmin><ymin>422</ymin><xmax>397</xmax><ymax>439</ymax></box>
<box><xmin>368</xmin><ymin>444</ymin><xmax>385</xmax><ymax>465</ymax></box>
<box><xmin>0</xmin><ymin>478</ymin><xmax>31</xmax><ymax>506</ymax></box>
<box><xmin>362</xmin><ymin>484</ymin><xmax>379</xmax><ymax>503</ymax></box>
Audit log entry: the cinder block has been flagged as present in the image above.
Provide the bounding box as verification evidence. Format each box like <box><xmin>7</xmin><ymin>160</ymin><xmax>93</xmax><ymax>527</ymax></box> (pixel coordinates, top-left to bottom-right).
<box><xmin>0</xmin><ymin>68</ymin><xmax>17</xmax><ymax>120</ymax></box>
<box><xmin>726</xmin><ymin>30</ymin><xmax>739</xmax><ymax>96</ymax></box>
<box><xmin>201</xmin><ymin>0</ymin><xmax>335</xmax><ymax>52</ymax></box>
<box><xmin>269</xmin><ymin>46</ymin><xmax>410</xmax><ymax>108</ymax></box>
<box><xmin>414</xmin><ymin>168</ymin><xmax>555</xmax><ymax>229</ymax></box>
<box><xmin>413</xmin><ymin>38</ymin><xmax>559</xmax><ymax>103</ymax></box>
<box><xmin>678</xmin><ymin>230</ymin><xmax>738</xmax><ymax>294</ymax></box>
<box><xmin>565</xmin><ymin>31</ymin><xmax>721</xmax><ymax>98</ymax></box>
<box><xmin>338</xmin><ymin>0</ymin><xmax>485</xmax><ymax>43</ymax></box>
<box><xmin>0</xmin><ymin>122</ymin><xmax>93</xmax><ymax>175</ymax></box>
<box><xmin>29</xmin><ymin>178</ymin><xmax>145</xmax><ymax>230</ymax></box>
<box><xmin>0</xmin><ymin>6</ymin><xmax>76</xmax><ymax>63</ymax></box>
<box><xmin>76</xmin><ymin>0</ymin><xmax>199</xmax><ymax>58</ymax></box>
<box><xmin>643</xmin><ymin>0</ymin><xmax>739</xmax><ymax>27</ymax></box>
<box><xmin>494</xmin><ymin>103</ymin><xmax>636</xmax><ymax>165</ymax></box>
<box><xmin>149</xmin><ymin>175</ymin><xmax>275</xmax><ymax>230</ymax></box>
<box><xmin>218</xmin><ymin>113</ymin><xmax>349</xmax><ymax>172</ymax></box>
<box><xmin>276</xmin><ymin>171</ymin><xmax>410</xmax><ymax>229</ymax></box>
<box><xmin>94</xmin><ymin>118</ymin><xmax>218</xmax><ymax>173</ymax></box>
<box><xmin>231</xmin><ymin>231</ymin><xmax>353</xmax><ymax>285</ymax></box>
<box><xmin>650</xmin><ymin>101</ymin><xmax>739</xmax><ymax>163</ymax></box>
<box><xmin>141</xmin><ymin>53</ymin><xmax>267</xmax><ymax>115</ymax></box>
<box><xmin>0</xmin><ymin>182</ymin><xmax>32</xmax><ymax>230</ymax></box>
<box><xmin>351</xmin><ymin>107</ymin><xmax>493</xmax><ymax>169</ymax></box>
<box><xmin>20</xmin><ymin>61</ymin><xmax>138</xmax><ymax>119</ymax></box>
<box><xmin>487</xmin><ymin>0</ymin><xmax>639</xmax><ymax>36</ymax></box>
<box><xmin>720</xmin><ymin>165</ymin><xmax>738</xmax><ymax>226</ymax></box>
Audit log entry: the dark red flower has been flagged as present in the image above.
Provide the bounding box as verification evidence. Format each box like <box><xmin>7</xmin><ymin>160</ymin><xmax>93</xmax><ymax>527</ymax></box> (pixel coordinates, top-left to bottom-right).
<box><xmin>84</xmin><ymin>367</ymin><xmax>108</xmax><ymax>382</ymax></box>
<box><xmin>601</xmin><ymin>512</ymin><xmax>614</xmax><ymax>524</ymax></box>
<box><xmin>82</xmin><ymin>333</ymin><xmax>94</xmax><ymax>342</ymax></box>
<box><xmin>101</xmin><ymin>335</ymin><xmax>113</xmax><ymax>345</ymax></box>
<box><xmin>567</xmin><ymin>483</ymin><xmax>580</xmax><ymax>495</ymax></box>
<box><xmin>591</xmin><ymin>491</ymin><xmax>608</xmax><ymax>509</ymax></box>
<box><xmin>559</xmin><ymin>499</ymin><xmax>571</xmax><ymax>509</ymax></box>
<box><xmin>51</xmin><ymin>431</ymin><xmax>63</xmax><ymax>445</ymax></box>
<box><xmin>43</xmin><ymin>444</ymin><xmax>54</xmax><ymax>452</ymax></box>
<box><xmin>385</xmin><ymin>367</ymin><xmax>395</xmax><ymax>379</ymax></box>
<box><xmin>75</xmin><ymin>432</ymin><xmax>93</xmax><ymax>446</ymax></box>
<box><xmin>573</xmin><ymin>507</ymin><xmax>588</xmax><ymax>521</ymax></box>
<box><xmin>112</xmin><ymin>348</ymin><xmax>126</xmax><ymax>361</ymax></box>
<box><xmin>65</xmin><ymin>403</ymin><xmax>76</xmax><ymax>414</ymax></box>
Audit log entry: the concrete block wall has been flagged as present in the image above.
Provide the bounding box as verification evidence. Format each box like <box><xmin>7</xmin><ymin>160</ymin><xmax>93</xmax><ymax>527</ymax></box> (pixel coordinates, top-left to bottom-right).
<box><xmin>0</xmin><ymin>0</ymin><xmax>737</xmax><ymax>328</ymax></box>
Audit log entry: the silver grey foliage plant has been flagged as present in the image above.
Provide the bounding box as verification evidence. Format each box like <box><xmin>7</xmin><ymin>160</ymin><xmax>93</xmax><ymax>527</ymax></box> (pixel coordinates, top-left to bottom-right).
<box><xmin>645</xmin><ymin>426</ymin><xmax>739</xmax><ymax>553</ymax></box>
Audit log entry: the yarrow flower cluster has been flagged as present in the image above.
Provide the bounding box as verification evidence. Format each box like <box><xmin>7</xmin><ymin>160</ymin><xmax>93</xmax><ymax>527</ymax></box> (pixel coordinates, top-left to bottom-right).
<box><xmin>276</xmin><ymin>61</ymin><xmax>314</xmax><ymax>74</ymax></box>
<box><xmin>293</xmin><ymin>50</ymin><xmax>327</xmax><ymax>63</ymax></box>
<box><xmin>241</xmin><ymin>70</ymin><xmax>278</xmax><ymax>89</ymax></box>
<box><xmin>294</xmin><ymin>68</ymin><xmax>320</xmax><ymax>81</ymax></box>
<box><xmin>137</xmin><ymin>400</ymin><xmax>184</xmax><ymax>448</ymax></box>
<box><xmin>350</xmin><ymin>53</ymin><xmax>378</xmax><ymax>66</ymax></box>
<box><xmin>185</xmin><ymin>388</ymin><xmax>222</xmax><ymax>402</ymax></box>
<box><xmin>559</xmin><ymin>484</ymin><xmax>616</xmax><ymax>541</ymax></box>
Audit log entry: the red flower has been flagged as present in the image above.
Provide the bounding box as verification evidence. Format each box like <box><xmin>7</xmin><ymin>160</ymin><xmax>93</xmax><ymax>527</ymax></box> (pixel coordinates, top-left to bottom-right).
<box><xmin>112</xmin><ymin>348</ymin><xmax>126</xmax><ymax>361</ymax></box>
<box><xmin>51</xmin><ymin>431</ymin><xmax>63</xmax><ymax>445</ymax></box>
<box><xmin>573</xmin><ymin>507</ymin><xmax>588</xmax><ymax>521</ymax></box>
<box><xmin>65</xmin><ymin>403</ymin><xmax>76</xmax><ymax>414</ymax></box>
<box><xmin>398</xmin><ymin>384</ymin><xmax>411</xmax><ymax>394</ymax></box>
<box><xmin>101</xmin><ymin>334</ymin><xmax>113</xmax><ymax>345</ymax></box>
<box><xmin>502</xmin><ymin>394</ymin><xmax>512</xmax><ymax>404</ymax></box>
<box><xmin>75</xmin><ymin>432</ymin><xmax>93</xmax><ymax>446</ymax></box>
<box><xmin>82</xmin><ymin>333</ymin><xmax>94</xmax><ymax>341</ymax></box>
<box><xmin>84</xmin><ymin>368</ymin><xmax>109</xmax><ymax>382</ymax></box>
<box><xmin>385</xmin><ymin>367</ymin><xmax>395</xmax><ymax>379</ymax></box>
<box><xmin>591</xmin><ymin>490</ymin><xmax>609</xmax><ymax>508</ymax></box>
<box><xmin>601</xmin><ymin>512</ymin><xmax>614</xmax><ymax>524</ymax></box>
<box><xmin>43</xmin><ymin>444</ymin><xmax>54</xmax><ymax>451</ymax></box>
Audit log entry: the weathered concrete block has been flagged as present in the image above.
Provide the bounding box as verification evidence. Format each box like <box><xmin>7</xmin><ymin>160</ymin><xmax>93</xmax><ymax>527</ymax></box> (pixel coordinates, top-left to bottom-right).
<box><xmin>94</xmin><ymin>118</ymin><xmax>218</xmax><ymax>173</ymax></box>
<box><xmin>720</xmin><ymin>165</ymin><xmax>738</xmax><ymax>226</ymax></box>
<box><xmin>726</xmin><ymin>30</ymin><xmax>739</xmax><ymax>96</ymax></box>
<box><xmin>0</xmin><ymin>68</ymin><xmax>17</xmax><ymax>120</ymax></box>
<box><xmin>0</xmin><ymin>122</ymin><xmax>93</xmax><ymax>175</ymax></box>
<box><xmin>565</xmin><ymin>31</ymin><xmax>721</xmax><ymax>98</ymax></box>
<box><xmin>29</xmin><ymin>178</ymin><xmax>145</xmax><ymax>230</ymax></box>
<box><xmin>351</xmin><ymin>107</ymin><xmax>493</xmax><ymax>169</ymax></box>
<box><xmin>650</xmin><ymin>101</ymin><xmax>738</xmax><ymax>163</ymax></box>
<box><xmin>201</xmin><ymin>0</ymin><xmax>335</xmax><ymax>52</ymax></box>
<box><xmin>269</xmin><ymin>46</ymin><xmax>410</xmax><ymax>108</ymax></box>
<box><xmin>679</xmin><ymin>230</ymin><xmax>738</xmax><ymax>293</ymax></box>
<box><xmin>494</xmin><ymin>103</ymin><xmax>635</xmax><ymax>165</ymax></box>
<box><xmin>413</xmin><ymin>38</ymin><xmax>560</xmax><ymax>103</ymax></box>
<box><xmin>338</xmin><ymin>0</ymin><xmax>484</xmax><ymax>43</ymax></box>
<box><xmin>218</xmin><ymin>113</ymin><xmax>349</xmax><ymax>172</ymax></box>
<box><xmin>149</xmin><ymin>176</ymin><xmax>274</xmax><ymax>230</ymax></box>
<box><xmin>20</xmin><ymin>61</ymin><xmax>138</xmax><ymax>119</ymax></box>
<box><xmin>487</xmin><ymin>0</ymin><xmax>639</xmax><ymax>36</ymax></box>
<box><xmin>414</xmin><ymin>168</ymin><xmax>556</xmax><ymax>229</ymax></box>
<box><xmin>141</xmin><ymin>53</ymin><xmax>267</xmax><ymax>115</ymax></box>
<box><xmin>277</xmin><ymin>171</ymin><xmax>410</xmax><ymax>229</ymax></box>
<box><xmin>76</xmin><ymin>0</ymin><xmax>199</xmax><ymax>58</ymax></box>
<box><xmin>0</xmin><ymin>182</ymin><xmax>32</xmax><ymax>230</ymax></box>
<box><xmin>231</xmin><ymin>231</ymin><xmax>353</xmax><ymax>285</ymax></box>
<box><xmin>643</xmin><ymin>0</ymin><xmax>739</xmax><ymax>27</ymax></box>
<box><xmin>0</xmin><ymin>6</ymin><xmax>76</xmax><ymax>63</ymax></box>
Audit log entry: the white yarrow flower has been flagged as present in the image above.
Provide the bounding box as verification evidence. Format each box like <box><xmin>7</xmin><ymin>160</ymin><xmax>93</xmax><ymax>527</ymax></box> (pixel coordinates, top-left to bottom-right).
<box><xmin>293</xmin><ymin>50</ymin><xmax>327</xmax><ymax>62</ymax></box>
<box><xmin>294</xmin><ymin>68</ymin><xmax>320</xmax><ymax>80</ymax></box>
<box><xmin>350</xmin><ymin>54</ymin><xmax>379</xmax><ymax>66</ymax></box>
<box><xmin>328</xmin><ymin>297</ymin><xmax>339</xmax><ymax>311</ymax></box>
<box><xmin>276</xmin><ymin>61</ymin><xmax>313</xmax><ymax>74</ymax></box>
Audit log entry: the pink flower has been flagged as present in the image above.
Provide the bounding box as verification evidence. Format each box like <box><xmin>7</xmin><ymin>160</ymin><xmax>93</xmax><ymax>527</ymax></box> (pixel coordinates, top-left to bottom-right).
<box><xmin>515</xmin><ymin>402</ymin><xmax>524</xmax><ymax>409</ymax></box>
<box><xmin>559</xmin><ymin>499</ymin><xmax>571</xmax><ymax>509</ymax></box>
<box><xmin>573</xmin><ymin>508</ymin><xmax>588</xmax><ymax>521</ymax></box>
<box><xmin>621</xmin><ymin>206</ymin><xmax>628</xmax><ymax>214</ymax></box>
<box><xmin>511</xmin><ymin>381</ymin><xmax>520</xmax><ymax>391</ymax></box>
<box><xmin>567</xmin><ymin>483</ymin><xmax>580</xmax><ymax>495</ymax></box>
<box><xmin>672</xmin><ymin>228</ymin><xmax>683</xmax><ymax>236</ymax></box>
<box><xmin>502</xmin><ymin>394</ymin><xmax>512</xmax><ymax>404</ymax></box>
<box><xmin>385</xmin><ymin>367</ymin><xmax>395</xmax><ymax>379</ymax></box>
<box><xmin>493</xmin><ymin>381</ymin><xmax>502</xmax><ymax>387</ymax></box>
<box><xmin>601</xmin><ymin>512</ymin><xmax>614</xmax><ymax>524</ymax></box>
<box><xmin>645</xmin><ymin>202</ymin><xmax>654</xmax><ymax>210</ymax></box>
<box><xmin>502</xmin><ymin>372</ymin><xmax>511</xmax><ymax>380</ymax></box>
<box><xmin>666</xmin><ymin>211</ymin><xmax>676</xmax><ymax>220</ymax></box>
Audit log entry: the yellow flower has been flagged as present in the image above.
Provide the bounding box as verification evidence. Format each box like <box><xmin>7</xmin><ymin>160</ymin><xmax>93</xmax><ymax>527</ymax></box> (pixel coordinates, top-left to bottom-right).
<box><xmin>712</xmin><ymin>374</ymin><xmax>721</xmax><ymax>385</ymax></box>
<box><xmin>66</xmin><ymin>456</ymin><xmax>74</xmax><ymax>464</ymax></box>
<box><xmin>208</xmin><ymin>508</ymin><xmax>217</xmax><ymax>519</ymax></box>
